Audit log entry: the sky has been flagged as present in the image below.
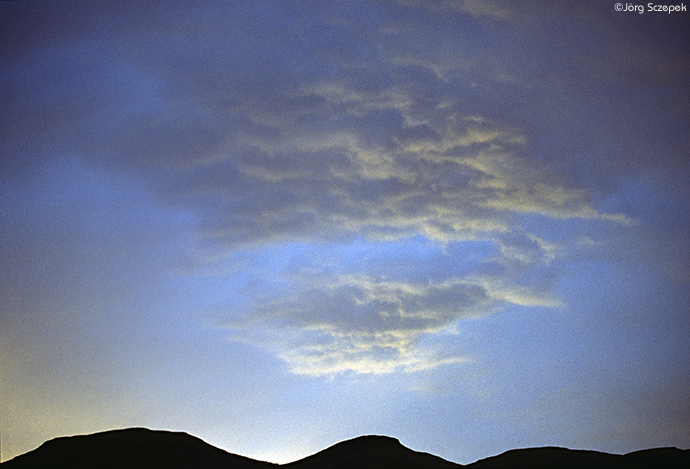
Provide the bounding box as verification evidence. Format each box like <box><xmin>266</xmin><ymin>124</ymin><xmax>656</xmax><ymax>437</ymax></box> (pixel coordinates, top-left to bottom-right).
<box><xmin>1</xmin><ymin>0</ymin><xmax>689</xmax><ymax>465</ymax></box>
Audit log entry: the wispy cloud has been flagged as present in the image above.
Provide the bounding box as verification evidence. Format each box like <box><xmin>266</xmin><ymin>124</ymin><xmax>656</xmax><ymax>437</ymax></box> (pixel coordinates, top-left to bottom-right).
<box><xmin>1</xmin><ymin>0</ymin><xmax>664</xmax><ymax>376</ymax></box>
<box><xmin>207</xmin><ymin>233</ymin><xmax>566</xmax><ymax>375</ymax></box>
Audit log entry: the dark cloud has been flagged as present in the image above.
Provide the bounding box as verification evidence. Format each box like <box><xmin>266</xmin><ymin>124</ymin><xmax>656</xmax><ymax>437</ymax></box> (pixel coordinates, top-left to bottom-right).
<box><xmin>2</xmin><ymin>0</ymin><xmax>687</xmax><ymax>374</ymax></box>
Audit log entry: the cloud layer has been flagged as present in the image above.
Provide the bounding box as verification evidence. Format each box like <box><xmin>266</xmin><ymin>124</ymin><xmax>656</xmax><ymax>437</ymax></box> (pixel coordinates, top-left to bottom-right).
<box><xmin>3</xmin><ymin>0</ymin><xmax>687</xmax><ymax>376</ymax></box>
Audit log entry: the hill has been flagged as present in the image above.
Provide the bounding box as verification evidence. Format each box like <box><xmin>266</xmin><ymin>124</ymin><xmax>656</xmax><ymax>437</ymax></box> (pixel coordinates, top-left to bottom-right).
<box><xmin>283</xmin><ymin>435</ymin><xmax>459</xmax><ymax>468</ymax></box>
<box><xmin>2</xmin><ymin>428</ymin><xmax>688</xmax><ymax>468</ymax></box>
<box><xmin>0</xmin><ymin>428</ymin><xmax>276</xmax><ymax>469</ymax></box>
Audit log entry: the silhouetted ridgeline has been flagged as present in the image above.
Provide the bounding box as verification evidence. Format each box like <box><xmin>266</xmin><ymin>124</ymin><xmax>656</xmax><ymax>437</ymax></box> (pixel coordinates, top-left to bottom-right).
<box><xmin>1</xmin><ymin>428</ymin><xmax>688</xmax><ymax>468</ymax></box>
<box><xmin>0</xmin><ymin>429</ymin><xmax>273</xmax><ymax>469</ymax></box>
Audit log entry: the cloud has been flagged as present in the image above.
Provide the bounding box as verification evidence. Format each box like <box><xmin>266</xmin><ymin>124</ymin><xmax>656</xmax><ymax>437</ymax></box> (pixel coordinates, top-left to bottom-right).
<box><xmin>218</xmin><ymin>271</ymin><xmax>479</xmax><ymax>376</ymax></box>
<box><xmin>208</xmin><ymin>235</ymin><xmax>566</xmax><ymax>375</ymax></box>
<box><xmin>394</xmin><ymin>0</ymin><xmax>513</xmax><ymax>20</ymax></box>
<box><xmin>149</xmin><ymin>74</ymin><xmax>628</xmax><ymax>253</ymax></box>
<box><xmin>4</xmin><ymin>0</ymin><xmax>668</xmax><ymax>376</ymax></box>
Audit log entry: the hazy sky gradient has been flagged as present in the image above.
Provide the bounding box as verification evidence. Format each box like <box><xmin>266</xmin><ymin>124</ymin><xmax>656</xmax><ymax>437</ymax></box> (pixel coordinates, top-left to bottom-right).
<box><xmin>1</xmin><ymin>0</ymin><xmax>689</xmax><ymax>464</ymax></box>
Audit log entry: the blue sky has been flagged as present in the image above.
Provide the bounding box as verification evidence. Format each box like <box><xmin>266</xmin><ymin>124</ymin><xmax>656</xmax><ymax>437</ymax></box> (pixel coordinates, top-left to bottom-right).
<box><xmin>1</xmin><ymin>0</ymin><xmax>689</xmax><ymax>465</ymax></box>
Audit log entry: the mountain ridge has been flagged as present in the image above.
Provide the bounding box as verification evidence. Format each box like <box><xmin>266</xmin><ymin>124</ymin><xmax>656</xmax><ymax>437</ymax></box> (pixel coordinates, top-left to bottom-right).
<box><xmin>1</xmin><ymin>427</ymin><xmax>688</xmax><ymax>468</ymax></box>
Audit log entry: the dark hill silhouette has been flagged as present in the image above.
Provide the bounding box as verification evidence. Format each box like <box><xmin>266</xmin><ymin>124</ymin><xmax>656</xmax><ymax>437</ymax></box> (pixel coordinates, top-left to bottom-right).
<box><xmin>463</xmin><ymin>446</ymin><xmax>690</xmax><ymax>468</ymax></box>
<box><xmin>0</xmin><ymin>428</ymin><xmax>276</xmax><ymax>469</ymax></box>
<box><xmin>283</xmin><ymin>435</ymin><xmax>459</xmax><ymax>468</ymax></box>
<box><xmin>1</xmin><ymin>428</ymin><xmax>688</xmax><ymax>468</ymax></box>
